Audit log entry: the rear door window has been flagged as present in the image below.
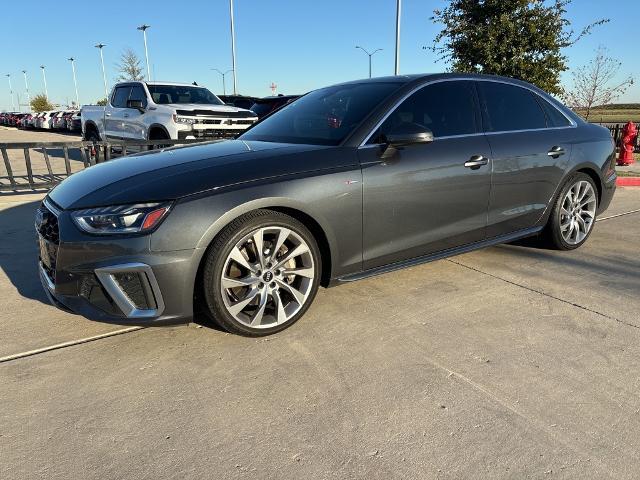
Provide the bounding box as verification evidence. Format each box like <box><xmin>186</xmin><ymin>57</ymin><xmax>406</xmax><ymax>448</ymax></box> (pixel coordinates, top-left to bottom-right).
<box><xmin>478</xmin><ymin>82</ymin><xmax>547</xmax><ymax>132</ymax></box>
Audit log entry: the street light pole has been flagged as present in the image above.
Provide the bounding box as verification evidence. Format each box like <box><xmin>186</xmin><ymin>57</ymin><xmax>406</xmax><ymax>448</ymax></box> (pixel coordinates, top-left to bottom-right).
<box><xmin>137</xmin><ymin>24</ymin><xmax>151</xmax><ymax>81</ymax></box>
<box><xmin>68</xmin><ymin>57</ymin><xmax>80</xmax><ymax>107</ymax></box>
<box><xmin>212</xmin><ymin>68</ymin><xmax>234</xmax><ymax>96</ymax></box>
<box><xmin>6</xmin><ymin>74</ymin><xmax>15</xmax><ymax>111</ymax></box>
<box><xmin>40</xmin><ymin>65</ymin><xmax>49</xmax><ymax>100</ymax></box>
<box><xmin>394</xmin><ymin>0</ymin><xmax>401</xmax><ymax>75</ymax></box>
<box><xmin>21</xmin><ymin>70</ymin><xmax>30</xmax><ymax>111</ymax></box>
<box><xmin>95</xmin><ymin>43</ymin><xmax>108</xmax><ymax>99</ymax></box>
<box><xmin>355</xmin><ymin>46</ymin><xmax>383</xmax><ymax>78</ymax></box>
<box><xmin>229</xmin><ymin>0</ymin><xmax>237</xmax><ymax>95</ymax></box>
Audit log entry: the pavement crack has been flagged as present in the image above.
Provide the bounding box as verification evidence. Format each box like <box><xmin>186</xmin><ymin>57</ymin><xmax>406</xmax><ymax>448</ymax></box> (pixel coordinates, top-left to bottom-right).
<box><xmin>446</xmin><ymin>258</ymin><xmax>640</xmax><ymax>331</ymax></box>
<box><xmin>0</xmin><ymin>326</ymin><xmax>145</xmax><ymax>364</ymax></box>
<box><xmin>596</xmin><ymin>209</ymin><xmax>640</xmax><ymax>222</ymax></box>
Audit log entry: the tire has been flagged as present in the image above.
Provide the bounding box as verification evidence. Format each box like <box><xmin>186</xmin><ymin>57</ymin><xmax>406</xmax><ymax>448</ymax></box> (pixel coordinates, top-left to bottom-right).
<box><xmin>543</xmin><ymin>172</ymin><xmax>598</xmax><ymax>250</ymax></box>
<box><xmin>85</xmin><ymin>128</ymin><xmax>100</xmax><ymax>142</ymax></box>
<box><xmin>202</xmin><ymin>210</ymin><xmax>322</xmax><ymax>336</ymax></box>
<box><xmin>148</xmin><ymin>129</ymin><xmax>171</xmax><ymax>150</ymax></box>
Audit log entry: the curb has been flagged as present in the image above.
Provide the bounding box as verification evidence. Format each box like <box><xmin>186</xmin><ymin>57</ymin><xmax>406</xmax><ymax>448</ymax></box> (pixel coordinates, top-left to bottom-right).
<box><xmin>617</xmin><ymin>177</ymin><xmax>640</xmax><ymax>187</ymax></box>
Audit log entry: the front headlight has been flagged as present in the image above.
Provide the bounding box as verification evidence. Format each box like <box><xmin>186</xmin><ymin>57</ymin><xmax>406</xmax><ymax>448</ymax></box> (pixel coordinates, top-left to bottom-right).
<box><xmin>71</xmin><ymin>202</ymin><xmax>172</xmax><ymax>235</ymax></box>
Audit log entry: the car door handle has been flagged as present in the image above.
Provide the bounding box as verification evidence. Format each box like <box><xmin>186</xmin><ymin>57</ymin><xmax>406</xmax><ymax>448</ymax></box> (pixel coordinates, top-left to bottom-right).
<box><xmin>105</xmin><ymin>113</ymin><xmax>111</xmax><ymax>117</ymax></box>
<box><xmin>464</xmin><ymin>155</ymin><xmax>489</xmax><ymax>169</ymax></box>
<box><xmin>123</xmin><ymin>113</ymin><xmax>130</xmax><ymax>118</ymax></box>
<box><xmin>547</xmin><ymin>146</ymin><xmax>565</xmax><ymax>158</ymax></box>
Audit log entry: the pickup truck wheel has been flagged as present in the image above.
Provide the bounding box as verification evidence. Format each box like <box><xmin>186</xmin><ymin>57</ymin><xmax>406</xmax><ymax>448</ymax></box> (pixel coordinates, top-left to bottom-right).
<box><xmin>85</xmin><ymin>129</ymin><xmax>100</xmax><ymax>142</ymax></box>
<box><xmin>148</xmin><ymin>130</ymin><xmax>171</xmax><ymax>151</ymax></box>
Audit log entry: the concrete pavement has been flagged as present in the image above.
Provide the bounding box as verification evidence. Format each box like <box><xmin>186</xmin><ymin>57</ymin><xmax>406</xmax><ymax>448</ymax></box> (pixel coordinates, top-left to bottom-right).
<box><xmin>1</xmin><ymin>188</ymin><xmax>639</xmax><ymax>479</ymax></box>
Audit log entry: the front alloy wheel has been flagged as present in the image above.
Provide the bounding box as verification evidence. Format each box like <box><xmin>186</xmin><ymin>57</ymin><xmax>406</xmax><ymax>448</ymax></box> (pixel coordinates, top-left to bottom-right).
<box><xmin>203</xmin><ymin>210</ymin><xmax>321</xmax><ymax>336</ymax></box>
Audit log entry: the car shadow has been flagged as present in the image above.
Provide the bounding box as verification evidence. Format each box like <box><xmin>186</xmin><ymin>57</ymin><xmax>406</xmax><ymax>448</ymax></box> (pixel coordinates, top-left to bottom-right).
<box><xmin>0</xmin><ymin>200</ymin><xmax>49</xmax><ymax>304</ymax></box>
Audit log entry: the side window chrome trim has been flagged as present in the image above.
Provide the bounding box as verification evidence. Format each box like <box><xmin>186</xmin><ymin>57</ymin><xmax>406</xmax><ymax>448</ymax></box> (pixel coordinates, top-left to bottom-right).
<box><xmin>359</xmin><ymin>77</ymin><xmax>577</xmax><ymax>148</ymax></box>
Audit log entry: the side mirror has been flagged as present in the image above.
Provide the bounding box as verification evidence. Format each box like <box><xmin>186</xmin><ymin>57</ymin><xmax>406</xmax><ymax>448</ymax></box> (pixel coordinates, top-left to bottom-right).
<box><xmin>127</xmin><ymin>99</ymin><xmax>145</xmax><ymax>112</ymax></box>
<box><xmin>379</xmin><ymin>124</ymin><xmax>434</xmax><ymax>161</ymax></box>
<box><xmin>385</xmin><ymin>124</ymin><xmax>434</xmax><ymax>147</ymax></box>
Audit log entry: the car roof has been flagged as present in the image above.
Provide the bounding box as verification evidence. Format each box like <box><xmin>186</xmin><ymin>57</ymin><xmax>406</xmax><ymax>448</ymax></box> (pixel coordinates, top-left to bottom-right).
<box><xmin>331</xmin><ymin>72</ymin><xmax>547</xmax><ymax>92</ymax></box>
<box><xmin>144</xmin><ymin>81</ymin><xmax>207</xmax><ymax>88</ymax></box>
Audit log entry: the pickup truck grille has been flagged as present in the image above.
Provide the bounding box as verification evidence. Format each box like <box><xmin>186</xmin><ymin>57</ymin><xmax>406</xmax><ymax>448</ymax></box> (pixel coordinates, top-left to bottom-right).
<box><xmin>175</xmin><ymin>109</ymin><xmax>256</xmax><ymax>118</ymax></box>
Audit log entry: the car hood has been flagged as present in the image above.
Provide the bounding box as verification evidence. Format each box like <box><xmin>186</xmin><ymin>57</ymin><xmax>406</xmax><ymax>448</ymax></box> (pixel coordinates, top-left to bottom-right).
<box><xmin>48</xmin><ymin>140</ymin><xmax>334</xmax><ymax>210</ymax></box>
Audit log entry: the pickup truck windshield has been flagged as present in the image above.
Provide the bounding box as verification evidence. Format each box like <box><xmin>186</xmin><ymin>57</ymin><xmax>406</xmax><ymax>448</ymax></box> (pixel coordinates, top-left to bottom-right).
<box><xmin>239</xmin><ymin>82</ymin><xmax>401</xmax><ymax>146</ymax></box>
<box><xmin>147</xmin><ymin>85</ymin><xmax>224</xmax><ymax>105</ymax></box>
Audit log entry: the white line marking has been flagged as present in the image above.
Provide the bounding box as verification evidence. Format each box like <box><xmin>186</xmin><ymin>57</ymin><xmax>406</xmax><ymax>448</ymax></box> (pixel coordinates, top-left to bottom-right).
<box><xmin>597</xmin><ymin>208</ymin><xmax>640</xmax><ymax>222</ymax></box>
<box><xmin>0</xmin><ymin>326</ymin><xmax>145</xmax><ymax>364</ymax></box>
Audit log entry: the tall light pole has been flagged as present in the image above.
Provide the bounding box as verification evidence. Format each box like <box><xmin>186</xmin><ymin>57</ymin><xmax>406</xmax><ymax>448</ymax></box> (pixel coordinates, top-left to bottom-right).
<box><xmin>355</xmin><ymin>46</ymin><xmax>383</xmax><ymax>78</ymax></box>
<box><xmin>229</xmin><ymin>0</ymin><xmax>238</xmax><ymax>95</ymax></box>
<box><xmin>394</xmin><ymin>0</ymin><xmax>401</xmax><ymax>75</ymax></box>
<box><xmin>95</xmin><ymin>43</ymin><xmax>108</xmax><ymax>99</ymax></box>
<box><xmin>21</xmin><ymin>70</ymin><xmax>30</xmax><ymax>111</ymax></box>
<box><xmin>211</xmin><ymin>68</ymin><xmax>234</xmax><ymax>96</ymax></box>
<box><xmin>6</xmin><ymin>74</ymin><xmax>15</xmax><ymax>111</ymax></box>
<box><xmin>68</xmin><ymin>57</ymin><xmax>80</xmax><ymax>107</ymax></box>
<box><xmin>40</xmin><ymin>65</ymin><xmax>49</xmax><ymax>100</ymax></box>
<box><xmin>137</xmin><ymin>24</ymin><xmax>152</xmax><ymax>81</ymax></box>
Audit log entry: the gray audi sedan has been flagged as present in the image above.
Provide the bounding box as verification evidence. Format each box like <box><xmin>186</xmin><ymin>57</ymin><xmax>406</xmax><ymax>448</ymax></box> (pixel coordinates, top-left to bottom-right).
<box><xmin>37</xmin><ymin>73</ymin><xmax>616</xmax><ymax>336</ymax></box>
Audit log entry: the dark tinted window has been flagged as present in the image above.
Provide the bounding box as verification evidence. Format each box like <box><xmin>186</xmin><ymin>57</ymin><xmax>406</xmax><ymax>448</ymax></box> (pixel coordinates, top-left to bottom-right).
<box><xmin>128</xmin><ymin>85</ymin><xmax>148</xmax><ymax>107</ymax></box>
<box><xmin>373</xmin><ymin>81</ymin><xmax>477</xmax><ymax>141</ymax></box>
<box><xmin>112</xmin><ymin>86</ymin><xmax>131</xmax><ymax>108</ymax></box>
<box><xmin>537</xmin><ymin>96</ymin><xmax>571</xmax><ymax>127</ymax></box>
<box><xmin>147</xmin><ymin>85</ymin><xmax>223</xmax><ymax>105</ymax></box>
<box><xmin>240</xmin><ymin>82</ymin><xmax>401</xmax><ymax>146</ymax></box>
<box><xmin>479</xmin><ymin>82</ymin><xmax>547</xmax><ymax>132</ymax></box>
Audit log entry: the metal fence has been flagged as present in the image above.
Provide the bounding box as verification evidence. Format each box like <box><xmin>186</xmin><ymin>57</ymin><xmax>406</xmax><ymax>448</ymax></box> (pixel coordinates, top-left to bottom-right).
<box><xmin>0</xmin><ymin>139</ymin><xmax>218</xmax><ymax>192</ymax></box>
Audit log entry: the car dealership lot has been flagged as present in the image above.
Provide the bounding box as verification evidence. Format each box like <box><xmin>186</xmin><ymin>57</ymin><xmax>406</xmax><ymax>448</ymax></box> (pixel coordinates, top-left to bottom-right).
<box><xmin>1</xmin><ymin>186</ymin><xmax>639</xmax><ymax>479</ymax></box>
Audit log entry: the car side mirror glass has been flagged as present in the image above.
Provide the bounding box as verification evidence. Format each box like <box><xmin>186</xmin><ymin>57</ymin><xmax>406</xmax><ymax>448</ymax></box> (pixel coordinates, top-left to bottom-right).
<box><xmin>384</xmin><ymin>124</ymin><xmax>434</xmax><ymax>147</ymax></box>
<box><xmin>127</xmin><ymin>99</ymin><xmax>145</xmax><ymax>112</ymax></box>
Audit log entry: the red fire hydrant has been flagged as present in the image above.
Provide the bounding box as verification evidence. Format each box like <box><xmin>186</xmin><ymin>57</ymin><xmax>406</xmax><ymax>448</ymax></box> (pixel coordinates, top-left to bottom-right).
<box><xmin>617</xmin><ymin>121</ymin><xmax>637</xmax><ymax>166</ymax></box>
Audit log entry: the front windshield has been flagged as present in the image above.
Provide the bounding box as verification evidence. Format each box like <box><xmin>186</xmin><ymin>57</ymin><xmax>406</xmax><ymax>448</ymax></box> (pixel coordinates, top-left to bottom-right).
<box><xmin>147</xmin><ymin>85</ymin><xmax>224</xmax><ymax>105</ymax></box>
<box><xmin>240</xmin><ymin>82</ymin><xmax>401</xmax><ymax>146</ymax></box>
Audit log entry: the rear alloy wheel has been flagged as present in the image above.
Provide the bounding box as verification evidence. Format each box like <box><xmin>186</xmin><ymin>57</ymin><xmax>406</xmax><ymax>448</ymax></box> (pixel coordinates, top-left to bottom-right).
<box><xmin>203</xmin><ymin>211</ymin><xmax>321</xmax><ymax>336</ymax></box>
<box><xmin>546</xmin><ymin>173</ymin><xmax>598</xmax><ymax>250</ymax></box>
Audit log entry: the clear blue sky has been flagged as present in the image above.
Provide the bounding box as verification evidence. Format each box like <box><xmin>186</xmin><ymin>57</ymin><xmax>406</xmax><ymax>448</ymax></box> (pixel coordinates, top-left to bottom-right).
<box><xmin>1</xmin><ymin>0</ymin><xmax>638</xmax><ymax>110</ymax></box>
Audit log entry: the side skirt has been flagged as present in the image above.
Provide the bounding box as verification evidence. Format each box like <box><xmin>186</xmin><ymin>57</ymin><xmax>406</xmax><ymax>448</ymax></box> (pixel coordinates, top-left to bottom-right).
<box><xmin>336</xmin><ymin>226</ymin><xmax>543</xmax><ymax>283</ymax></box>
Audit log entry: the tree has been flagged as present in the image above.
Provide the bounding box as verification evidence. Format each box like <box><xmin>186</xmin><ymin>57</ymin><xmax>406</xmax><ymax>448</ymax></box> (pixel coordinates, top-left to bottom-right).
<box><xmin>115</xmin><ymin>48</ymin><xmax>144</xmax><ymax>81</ymax></box>
<box><xmin>563</xmin><ymin>47</ymin><xmax>634</xmax><ymax>120</ymax></box>
<box><xmin>430</xmin><ymin>0</ymin><xmax>608</xmax><ymax>95</ymax></box>
<box><xmin>30</xmin><ymin>93</ymin><xmax>53</xmax><ymax>113</ymax></box>
<box><xmin>96</xmin><ymin>98</ymin><xmax>107</xmax><ymax>106</ymax></box>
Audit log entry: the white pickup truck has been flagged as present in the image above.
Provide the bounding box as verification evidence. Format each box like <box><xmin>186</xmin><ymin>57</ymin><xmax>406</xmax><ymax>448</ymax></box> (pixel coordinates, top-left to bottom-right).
<box><xmin>81</xmin><ymin>81</ymin><xmax>258</xmax><ymax>142</ymax></box>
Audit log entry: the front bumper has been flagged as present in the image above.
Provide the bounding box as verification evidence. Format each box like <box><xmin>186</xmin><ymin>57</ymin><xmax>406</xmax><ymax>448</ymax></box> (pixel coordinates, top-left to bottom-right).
<box><xmin>37</xmin><ymin>200</ymin><xmax>197</xmax><ymax>325</ymax></box>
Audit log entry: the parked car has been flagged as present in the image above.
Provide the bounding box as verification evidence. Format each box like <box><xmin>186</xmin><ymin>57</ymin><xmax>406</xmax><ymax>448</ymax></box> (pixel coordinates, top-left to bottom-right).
<box><xmin>50</xmin><ymin>111</ymin><xmax>67</xmax><ymax>130</ymax></box>
<box><xmin>219</xmin><ymin>94</ymin><xmax>259</xmax><ymax>110</ymax></box>
<box><xmin>249</xmin><ymin>95</ymin><xmax>300</xmax><ymax>119</ymax></box>
<box><xmin>81</xmin><ymin>81</ymin><xmax>258</xmax><ymax>142</ymax></box>
<box><xmin>39</xmin><ymin>111</ymin><xmax>57</xmax><ymax>129</ymax></box>
<box><xmin>67</xmin><ymin>111</ymin><xmax>81</xmax><ymax>132</ymax></box>
<box><xmin>37</xmin><ymin>73</ymin><xmax>616</xmax><ymax>336</ymax></box>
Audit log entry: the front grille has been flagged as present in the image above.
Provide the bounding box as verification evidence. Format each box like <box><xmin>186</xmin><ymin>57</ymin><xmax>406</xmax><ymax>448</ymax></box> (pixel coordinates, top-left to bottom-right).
<box><xmin>178</xmin><ymin>130</ymin><xmax>242</xmax><ymax>140</ymax></box>
<box><xmin>175</xmin><ymin>109</ymin><xmax>255</xmax><ymax>118</ymax></box>
<box><xmin>36</xmin><ymin>203</ymin><xmax>60</xmax><ymax>244</ymax></box>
